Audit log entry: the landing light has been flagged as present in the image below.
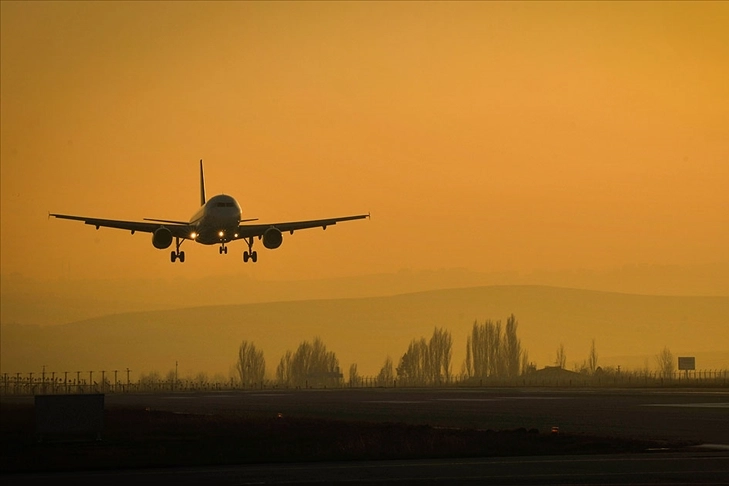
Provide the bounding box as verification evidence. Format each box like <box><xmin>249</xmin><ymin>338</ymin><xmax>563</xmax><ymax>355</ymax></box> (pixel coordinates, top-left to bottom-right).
<box><xmin>190</xmin><ymin>232</ymin><xmax>197</xmax><ymax>239</ymax></box>
<box><xmin>234</xmin><ymin>233</ymin><xmax>239</xmax><ymax>238</ymax></box>
<box><xmin>218</xmin><ymin>231</ymin><xmax>224</xmax><ymax>237</ymax></box>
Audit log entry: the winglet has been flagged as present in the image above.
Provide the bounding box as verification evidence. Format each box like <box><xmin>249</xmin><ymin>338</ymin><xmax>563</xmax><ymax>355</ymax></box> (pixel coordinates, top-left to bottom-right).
<box><xmin>199</xmin><ymin>159</ymin><xmax>206</xmax><ymax>207</ymax></box>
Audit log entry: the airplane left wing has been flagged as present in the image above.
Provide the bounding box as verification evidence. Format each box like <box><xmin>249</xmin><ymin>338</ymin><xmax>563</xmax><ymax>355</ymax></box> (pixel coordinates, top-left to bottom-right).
<box><xmin>234</xmin><ymin>214</ymin><xmax>370</xmax><ymax>240</ymax></box>
<box><xmin>49</xmin><ymin>213</ymin><xmax>193</xmax><ymax>238</ymax></box>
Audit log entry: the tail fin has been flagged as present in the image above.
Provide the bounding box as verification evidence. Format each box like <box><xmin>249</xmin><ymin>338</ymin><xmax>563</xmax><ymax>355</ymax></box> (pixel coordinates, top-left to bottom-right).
<box><xmin>199</xmin><ymin>159</ymin><xmax>206</xmax><ymax>207</ymax></box>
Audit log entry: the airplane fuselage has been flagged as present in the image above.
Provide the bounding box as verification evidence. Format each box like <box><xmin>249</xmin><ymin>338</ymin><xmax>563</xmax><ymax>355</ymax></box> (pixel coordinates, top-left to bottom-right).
<box><xmin>189</xmin><ymin>194</ymin><xmax>242</xmax><ymax>245</ymax></box>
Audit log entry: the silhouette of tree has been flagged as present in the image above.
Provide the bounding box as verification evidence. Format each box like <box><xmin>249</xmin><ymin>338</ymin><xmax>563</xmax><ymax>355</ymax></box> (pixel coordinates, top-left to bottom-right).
<box><xmin>520</xmin><ymin>350</ymin><xmax>533</xmax><ymax>375</ymax></box>
<box><xmin>504</xmin><ymin>314</ymin><xmax>522</xmax><ymax>378</ymax></box>
<box><xmin>276</xmin><ymin>350</ymin><xmax>293</xmax><ymax>386</ymax></box>
<box><xmin>236</xmin><ymin>340</ymin><xmax>265</xmax><ymax>387</ymax></box>
<box><xmin>555</xmin><ymin>343</ymin><xmax>566</xmax><ymax>369</ymax></box>
<box><xmin>467</xmin><ymin>316</ymin><xmax>525</xmax><ymax>379</ymax></box>
<box><xmin>396</xmin><ymin>328</ymin><xmax>452</xmax><ymax>385</ymax></box>
<box><xmin>428</xmin><ymin>327</ymin><xmax>452</xmax><ymax>384</ymax></box>
<box><xmin>655</xmin><ymin>346</ymin><xmax>675</xmax><ymax>378</ymax></box>
<box><xmin>465</xmin><ymin>333</ymin><xmax>473</xmax><ymax>379</ymax></box>
<box><xmin>588</xmin><ymin>339</ymin><xmax>598</xmax><ymax>375</ymax></box>
<box><xmin>396</xmin><ymin>337</ymin><xmax>428</xmax><ymax>385</ymax></box>
<box><xmin>139</xmin><ymin>370</ymin><xmax>161</xmax><ymax>386</ymax></box>
<box><xmin>278</xmin><ymin>337</ymin><xmax>340</xmax><ymax>387</ymax></box>
<box><xmin>376</xmin><ymin>356</ymin><xmax>394</xmax><ymax>386</ymax></box>
<box><xmin>348</xmin><ymin>363</ymin><xmax>360</xmax><ymax>387</ymax></box>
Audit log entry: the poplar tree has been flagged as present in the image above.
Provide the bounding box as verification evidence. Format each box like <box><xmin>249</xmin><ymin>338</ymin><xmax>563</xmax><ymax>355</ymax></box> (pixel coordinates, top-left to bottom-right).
<box><xmin>236</xmin><ymin>340</ymin><xmax>266</xmax><ymax>386</ymax></box>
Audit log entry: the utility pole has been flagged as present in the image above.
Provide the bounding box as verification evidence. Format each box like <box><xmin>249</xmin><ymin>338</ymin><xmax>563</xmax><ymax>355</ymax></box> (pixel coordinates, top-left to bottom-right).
<box><xmin>64</xmin><ymin>371</ymin><xmax>68</xmax><ymax>394</ymax></box>
<box><xmin>114</xmin><ymin>370</ymin><xmax>118</xmax><ymax>392</ymax></box>
<box><xmin>101</xmin><ymin>371</ymin><xmax>106</xmax><ymax>393</ymax></box>
<box><xmin>126</xmin><ymin>368</ymin><xmax>131</xmax><ymax>391</ymax></box>
<box><xmin>175</xmin><ymin>361</ymin><xmax>178</xmax><ymax>391</ymax></box>
<box><xmin>89</xmin><ymin>371</ymin><xmax>93</xmax><ymax>392</ymax></box>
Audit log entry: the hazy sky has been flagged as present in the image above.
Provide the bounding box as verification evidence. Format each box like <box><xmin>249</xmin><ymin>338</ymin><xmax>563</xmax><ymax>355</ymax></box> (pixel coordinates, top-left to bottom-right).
<box><xmin>2</xmin><ymin>1</ymin><xmax>728</xmax><ymax>282</ymax></box>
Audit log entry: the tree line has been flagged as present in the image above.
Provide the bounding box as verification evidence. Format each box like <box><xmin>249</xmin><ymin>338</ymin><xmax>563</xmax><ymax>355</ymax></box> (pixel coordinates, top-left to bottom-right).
<box><xmin>232</xmin><ymin>314</ymin><xmax>683</xmax><ymax>387</ymax></box>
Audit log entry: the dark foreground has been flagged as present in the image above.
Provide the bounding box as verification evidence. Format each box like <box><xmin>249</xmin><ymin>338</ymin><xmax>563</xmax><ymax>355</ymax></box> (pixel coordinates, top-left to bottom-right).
<box><xmin>0</xmin><ymin>403</ymin><xmax>701</xmax><ymax>474</ymax></box>
<box><xmin>2</xmin><ymin>388</ymin><xmax>728</xmax><ymax>484</ymax></box>
<box><xmin>6</xmin><ymin>453</ymin><xmax>729</xmax><ymax>485</ymax></box>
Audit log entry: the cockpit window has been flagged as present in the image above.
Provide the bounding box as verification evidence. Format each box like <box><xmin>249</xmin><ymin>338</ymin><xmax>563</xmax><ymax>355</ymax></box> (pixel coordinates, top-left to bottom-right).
<box><xmin>216</xmin><ymin>202</ymin><xmax>235</xmax><ymax>207</ymax></box>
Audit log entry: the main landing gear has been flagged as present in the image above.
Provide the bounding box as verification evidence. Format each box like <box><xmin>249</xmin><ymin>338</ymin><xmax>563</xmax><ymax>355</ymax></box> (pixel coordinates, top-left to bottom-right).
<box><xmin>170</xmin><ymin>237</ymin><xmax>185</xmax><ymax>263</ymax></box>
<box><xmin>243</xmin><ymin>236</ymin><xmax>257</xmax><ymax>263</ymax></box>
<box><xmin>219</xmin><ymin>244</ymin><xmax>228</xmax><ymax>254</ymax></box>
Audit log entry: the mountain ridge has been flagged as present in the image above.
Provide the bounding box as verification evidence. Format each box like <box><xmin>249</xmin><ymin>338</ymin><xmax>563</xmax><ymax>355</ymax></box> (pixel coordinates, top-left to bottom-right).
<box><xmin>3</xmin><ymin>285</ymin><xmax>727</xmax><ymax>377</ymax></box>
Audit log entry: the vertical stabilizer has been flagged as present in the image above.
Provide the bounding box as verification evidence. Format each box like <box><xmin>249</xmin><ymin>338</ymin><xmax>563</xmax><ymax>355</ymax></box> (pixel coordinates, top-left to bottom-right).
<box><xmin>199</xmin><ymin>159</ymin><xmax>206</xmax><ymax>207</ymax></box>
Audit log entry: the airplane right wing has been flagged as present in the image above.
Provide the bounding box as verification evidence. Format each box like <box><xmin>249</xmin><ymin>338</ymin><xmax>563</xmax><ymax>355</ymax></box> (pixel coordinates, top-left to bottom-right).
<box><xmin>234</xmin><ymin>214</ymin><xmax>370</xmax><ymax>240</ymax></box>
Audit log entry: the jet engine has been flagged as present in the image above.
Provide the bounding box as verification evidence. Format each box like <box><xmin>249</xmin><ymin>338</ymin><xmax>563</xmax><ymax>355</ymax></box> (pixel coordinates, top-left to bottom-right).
<box><xmin>152</xmin><ymin>226</ymin><xmax>173</xmax><ymax>249</ymax></box>
<box><xmin>262</xmin><ymin>226</ymin><xmax>283</xmax><ymax>249</ymax></box>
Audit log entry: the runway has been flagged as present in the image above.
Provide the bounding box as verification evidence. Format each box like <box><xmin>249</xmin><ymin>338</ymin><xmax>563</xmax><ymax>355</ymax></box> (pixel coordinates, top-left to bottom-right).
<box><xmin>103</xmin><ymin>387</ymin><xmax>729</xmax><ymax>444</ymax></box>
<box><xmin>3</xmin><ymin>387</ymin><xmax>728</xmax><ymax>484</ymax></box>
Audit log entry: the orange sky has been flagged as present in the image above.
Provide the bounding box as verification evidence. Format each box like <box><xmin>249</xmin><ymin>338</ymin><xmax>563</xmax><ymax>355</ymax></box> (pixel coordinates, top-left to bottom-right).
<box><xmin>2</xmin><ymin>1</ymin><xmax>728</xmax><ymax>283</ymax></box>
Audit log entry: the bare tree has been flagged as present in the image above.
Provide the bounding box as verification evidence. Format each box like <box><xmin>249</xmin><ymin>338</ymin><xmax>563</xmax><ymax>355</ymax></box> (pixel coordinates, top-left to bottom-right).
<box><xmin>376</xmin><ymin>356</ymin><xmax>394</xmax><ymax>386</ymax></box>
<box><xmin>397</xmin><ymin>337</ymin><xmax>428</xmax><ymax>385</ymax></box>
<box><xmin>588</xmin><ymin>339</ymin><xmax>598</xmax><ymax>375</ymax></box>
<box><xmin>139</xmin><ymin>370</ymin><xmax>161</xmax><ymax>386</ymax></box>
<box><xmin>428</xmin><ymin>327</ymin><xmax>452</xmax><ymax>384</ymax></box>
<box><xmin>467</xmin><ymin>316</ymin><xmax>526</xmax><ymax>379</ymax></box>
<box><xmin>520</xmin><ymin>349</ymin><xmax>531</xmax><ymax>375</ymax></box>
<box><xmin>504</xmin><ymin>314</ymin><xmax>522</xmax><ymax>378</ymax></box>
<box><xmin>348</xmin><ymin>363</ymin><xmax>360</xmax><ymax>387</ymax></box>
<box><xmin>465</xmin><ymin>334</ymin><xmax>473</xmax><ymax>379</ymax></box>
<box><xmin>276</xmin><ymin>350</ymin><xmax>293</xmax><ymax>386</ymax></box>
<box><xmin>492</xmin><ymin>320</ymin><xmax>505</xmax><ymax>377</ymax></box>
<box><xmin>279</xmin><ymin>337</ymin><xmax>340</xmax><ymax>388</ymax></box>
<box><xmin>193</xmin><ymin>371</ymin><xmax>208</xmax><ymax>386</ymax></box>
<box><xmin>655</xmin><ymin>346</ymin><xmax>675</xmax><ymax>378</ymax></box>
<box><xmin>555</xmin><ymin>343</ymin><xmax>566</xmax><ymax>369</ymax></box>
<box><xmin>236</xmin><ymin>340</ymin><xmax>266</xmax><ymax>387</ymax></box>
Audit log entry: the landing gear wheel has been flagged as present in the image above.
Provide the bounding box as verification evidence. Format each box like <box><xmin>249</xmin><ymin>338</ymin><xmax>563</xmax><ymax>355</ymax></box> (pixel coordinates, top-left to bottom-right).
<box><xmin>170</xmin><ymin>237</ymin><xmax>185</xmax><ymax>263</ymax></box>
<box><xmin>243</xmin><ymin>237</ymin><xmax>257</xmax><ymax>263</ymax></box>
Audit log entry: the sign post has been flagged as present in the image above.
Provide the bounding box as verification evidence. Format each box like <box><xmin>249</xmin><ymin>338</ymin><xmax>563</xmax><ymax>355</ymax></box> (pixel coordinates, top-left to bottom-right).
<box><xmin>678</xmin><ymin>357</ymin><xmax>695</xmax><ymax>379</ymax></box>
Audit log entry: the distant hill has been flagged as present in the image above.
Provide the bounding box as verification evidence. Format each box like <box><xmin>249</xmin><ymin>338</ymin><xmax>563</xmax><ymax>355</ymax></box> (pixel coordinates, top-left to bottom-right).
<box><xmin>2</xmin><ymin>263</ymin><xmax>728</xmax><ymax>327</ymax></box>
<box><xmin>2</xmin><ymin>286</ymin><xmax>727</xmax><ymax>378</ymax></box>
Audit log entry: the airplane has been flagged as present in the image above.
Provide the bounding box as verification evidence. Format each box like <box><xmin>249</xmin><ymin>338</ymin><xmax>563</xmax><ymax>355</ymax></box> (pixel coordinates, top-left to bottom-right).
<box><xmin>50</xmin><ymin>160</ymin><xmax>369</xmax><ymax>263</ymax></box>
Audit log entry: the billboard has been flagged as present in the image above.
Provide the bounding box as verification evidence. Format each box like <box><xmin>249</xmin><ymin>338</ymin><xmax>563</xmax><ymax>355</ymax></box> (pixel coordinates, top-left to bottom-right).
<box><xmin>678</xmin><ymin>357</ymin><xmax>696</xmax><ymax>371</ymax></box>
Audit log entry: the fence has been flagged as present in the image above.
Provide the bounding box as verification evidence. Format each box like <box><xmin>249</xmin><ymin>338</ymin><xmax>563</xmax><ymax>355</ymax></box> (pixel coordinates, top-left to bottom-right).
<box><xmin>2</xmin><ymin>369</ymin><xmax>727</xmax><ymax>396</ymax></box>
